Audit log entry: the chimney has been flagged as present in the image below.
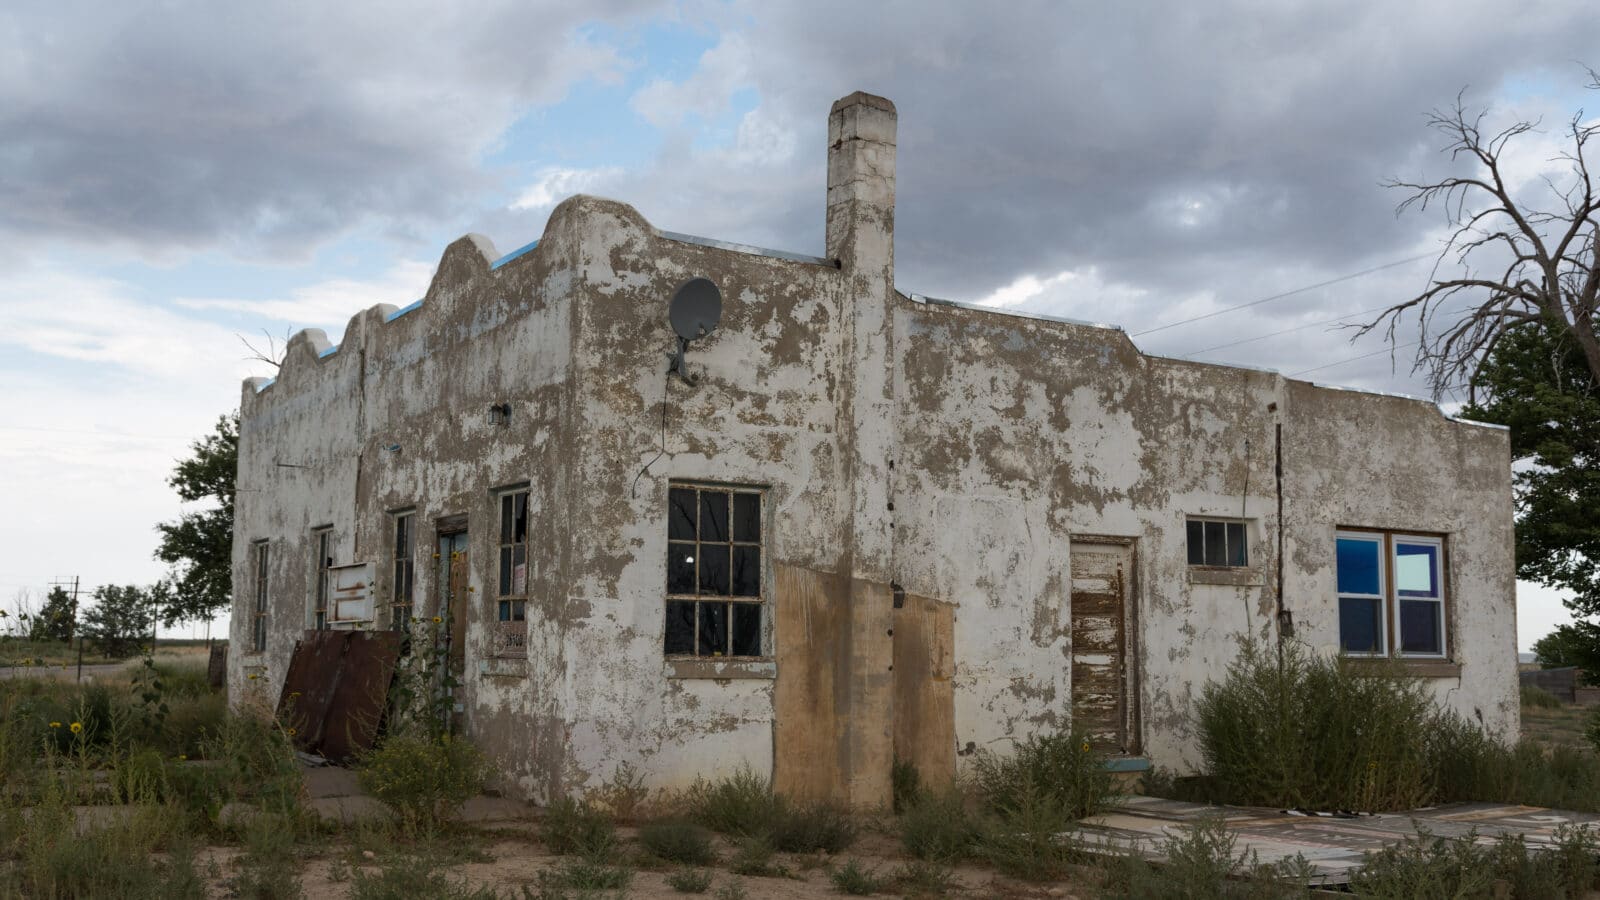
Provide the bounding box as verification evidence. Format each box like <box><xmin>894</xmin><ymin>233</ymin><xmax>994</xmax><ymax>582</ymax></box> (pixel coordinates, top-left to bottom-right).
<box><xmin>826</xmin><ymin>92</ymin><xmax>897</xmax><ymax>271</ymax></box>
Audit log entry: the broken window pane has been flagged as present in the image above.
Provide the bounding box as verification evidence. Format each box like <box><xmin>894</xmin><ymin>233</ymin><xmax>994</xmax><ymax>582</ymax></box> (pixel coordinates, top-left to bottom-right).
<box><xmin>1203</xmin><ymin>520</ymin><xmax>1227</xmax><ymax>566</ymax></box>
<box><xmin>512</xmin><ymin>544</ymin><xmax>527</xmax><ymax>594</ymax></box>
<box><xmin>699</xmin><ymin>544</ymin><xmax>731</xmax><ymax>596</ymax></box>
<box><xmin>699</xmin><ymin>602</ymin><xmax>729</xmax><ymax>656</ymax></box>
<box><xmin>732</xmin><ymin>604</ymin><xmax>761</xmax><ymax>656</ymax></box>
<box><xmin>1339</xmin><ymin>596</ymin><xmax>1382</xmax><ymax>653</ymax></box>
<box><xmin>669</xmin><ymin>488</ymin><xmax>697</xmax><ymax>540</ymax></box>
<box><xmin>501</xmin><ymin>494</ymin><xmax>513</xmax><ymax>544</ymax></box>
<box><xmin>394</xmin><ymin>515</ymin><xmax>408</xmax><ymax>559</ymax></box>
<box><xmin>1186</xmin><ymin>520</ymin><xmax>1204</xmax><ymax>565</ymax></box>
<box><xmin>499</xmin><ymin>546</ymin><xmax>512</xmax><ymax>595</ymax></box>
<box><xmin>664</xmin><ymin>601</ymin><xmax>695</xmax><ymax>654</ymax></box>
<box><xmin>733</xmin><ymin>493</ymin><xmax>761</xmax><ymax>543</ymax></box>
<box><xmin>513</xmin><ymin>492</ymin><xmax>529</xmax><ymax>542</ymax></box>
<box><xmin>667</xmin><ymin>542</ymin><xmax>697</xmax><ymax>594</ymax></box>
<box><xmin>732</xmin><ymin>546</ymin><xmax>761</xmax><ymax>597</ymax></box>
<box><xmin>700</xmin><ymin>491</ymin><xmax>729</xmax><ymax>542</ymax></box>
<box><xmin>1226</xmin><ymin>522</ymin><xmax>1247</xmax><ymax>566</ymax></box>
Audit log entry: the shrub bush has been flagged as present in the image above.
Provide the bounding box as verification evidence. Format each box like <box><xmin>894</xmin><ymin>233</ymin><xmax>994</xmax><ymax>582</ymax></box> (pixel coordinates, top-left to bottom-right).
<box><xmin>348</xmin><ymin>854</ymin><xmax>498</xmax><ymax>900</ymax></box>
<box><xmin>541</xmin><ymin>796</ymin><xmax>618</xmax><ymax>857</ymax></box>
<box><xmin>898</xmin><ymin>791</ymin><xmax>977</xmax><ymax>862</ymax></box>
<box><xmin>1350</xmin><ymin>825</ymin><xmax>1599</xmax><ymax>900</ymax></box>
<box><xmin>971</xmin><ymin>724</ymin><xmax>1112</xmax><ymax>821</ymax></box>
<box><xmin>768</xmin><ymin>799</ymin><xmax>857</xmax><ymax>853</ymax></box>
<box><xmin>1096</xmin><ymin>815</ymin><xmax>1313</xmax><ymax>900</ymax></box>
<box><xmin>1521</xmin><ymin>683</ymin><xmax>1562</xmax><ymax>708</ymax></box>
<box><xmin>684</xmin><ymin>767</ymin><xmax>782</xmax><ymax>836</ymax></box>
<box><xmin>892</xmin><ymin>757</ymin><xmax>922</xmax><ymax>814</ymax></box>
<box><xmin>973</xmin><ymin>780</ymin><xmax>1077</xmax><ymax>882</ymax></box>
<box><xmin>894</xmin><ymin>859</ymin><xmax>956</xmax><ymax>897</ymax></box>
<box><xmin>358</xmin><ymin>733</ymin><xmax>488</xmax><ymax>836</ymax></box>
<box><xmin>683</xmin><ymin>767</ymin><xmax>856</xmax><ymax>852</ymax></box>
<box><xmin>1197</xmin><ymin>640</ymin><xmax>1441</xmax><ymax>812</ymax></box>
<box><xmin>665</xmin><ymin>867</ymin><xmax>715</xmax><ymax>893</ymax></box>
<box><xmin>638</xmin><ymin>817</ymin><xmax>717</xmax><ymax>865</ymax></box>
<box><xmin>829</xmin><ymin>859</ymin><xmax>890</xmax><ymax>895</ymax></box>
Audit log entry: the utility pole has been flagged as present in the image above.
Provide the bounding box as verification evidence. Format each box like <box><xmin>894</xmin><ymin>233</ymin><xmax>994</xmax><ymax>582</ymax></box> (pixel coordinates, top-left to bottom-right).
<box><xmin>46</xmin><ymin>576</ymin><xmax>82</xmax><ymax>682</ymax></box>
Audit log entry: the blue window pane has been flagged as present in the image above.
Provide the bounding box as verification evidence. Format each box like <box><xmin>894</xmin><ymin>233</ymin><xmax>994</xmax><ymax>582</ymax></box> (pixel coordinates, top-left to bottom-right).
<box><xmin>1395</xmin><ymin>543</ymin><xmax>1439</xmax><ymax>598</ymax></box>
<box><xmin>1400</xmin><ymin>600</ymin><xmax>1442</xmax><ymax>654</ymax></box>
<box><xmin>1340</xmin><ymin>596</ymin><xmax>1382</xmax><ymax>653</ymax></box>
<box><xmin>1336</xmin><ymin>538</ymin><xmax>1380</xmax><ymax>595</ymax></box>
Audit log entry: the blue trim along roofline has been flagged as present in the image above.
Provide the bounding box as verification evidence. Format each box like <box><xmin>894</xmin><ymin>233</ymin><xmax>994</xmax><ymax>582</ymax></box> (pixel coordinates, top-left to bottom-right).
<box><xmin>657</xmin><ymin>230</ymin><xmax>834</xmax><ymax>266</ymax></box>
<box><xmin>490</xmin><ymin>239</ymin><xmax>540</xmax><ymax>271</ymax></box>
<box><xmin>318</xmin><ymin>345</ymin><xmax>339</xmax><ymax>359</ymax></box>
<box><xmin>385</xmin><ymin>299</ymin><xmax>423</xmax><ymax>322</ymax></box>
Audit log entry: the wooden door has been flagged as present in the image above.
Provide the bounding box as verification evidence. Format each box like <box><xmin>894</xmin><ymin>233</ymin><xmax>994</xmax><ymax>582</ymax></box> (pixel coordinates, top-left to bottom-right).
<box><xmin>1070</xmin><ymin>540</ymin><xmax>1133</xmax><ymax>753</ymax></box>
<box><xmin>437</xmin><ymin>531</ymin><xmax>469</xmax><ymax>723</ymax></box>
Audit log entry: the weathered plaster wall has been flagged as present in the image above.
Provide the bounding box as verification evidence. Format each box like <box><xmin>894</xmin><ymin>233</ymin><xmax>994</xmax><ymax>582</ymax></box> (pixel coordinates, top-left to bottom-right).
<box><xmin>230</xmin><ymin>221</ymin><xmax>580</xmax><ymax>797</ymax></box>
<box><xmin>891</xmin><ymin>297</ymin><xmax>1517</xmax><ymax>774</ymax></box>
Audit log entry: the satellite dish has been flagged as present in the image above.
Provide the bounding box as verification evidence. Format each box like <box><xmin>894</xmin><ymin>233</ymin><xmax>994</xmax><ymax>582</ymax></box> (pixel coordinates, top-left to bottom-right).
<box><xmin>666</xmin><ymin>277</ymin><xmax>721</xmax><ymax>382</ymax></box>
<box><xmin>669</xmin><ymin>277</ymin><xmax>722</xmax><ymax>341</ymax></box>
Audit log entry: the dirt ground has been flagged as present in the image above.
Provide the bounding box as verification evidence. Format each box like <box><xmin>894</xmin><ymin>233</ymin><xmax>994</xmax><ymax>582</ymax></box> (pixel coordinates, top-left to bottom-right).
<box><xmin>193</xmin><ymin>820</ymin><xmax>1097</xmax><ymax>899</ymax></box>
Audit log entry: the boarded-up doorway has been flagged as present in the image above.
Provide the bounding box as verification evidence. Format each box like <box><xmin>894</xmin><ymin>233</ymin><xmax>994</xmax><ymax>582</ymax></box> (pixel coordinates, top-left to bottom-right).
<box><xmin>1069</xmin><ymin>537</ymin><xmax>1138</xmax><ymax>754</ymax></box>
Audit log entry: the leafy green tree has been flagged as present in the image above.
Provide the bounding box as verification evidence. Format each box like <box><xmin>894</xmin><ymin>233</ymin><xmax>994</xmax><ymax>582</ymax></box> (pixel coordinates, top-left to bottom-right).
<box><xmin>80</xmin><ymin>584</ymin><xmax>154</xmax><ymax>658</ymax></box>
<box><xmin>1532</xmin><ymin>623</ymin><xmax>1600</xmax><ymax>682</ymax></box>
<box><xmin>154</xmin><ymin>412</ymin><xmax>237</xmax><ymax>626</ymax></box>
<box><xmin>1464</xmin><ymin>323</ymin><xmax>1600</xmax><ymax>670</ymax></box>
<box><xmin>26</xmin><ymin>586</ymin><xmax>76</xmax><ymax>643</ymax></box>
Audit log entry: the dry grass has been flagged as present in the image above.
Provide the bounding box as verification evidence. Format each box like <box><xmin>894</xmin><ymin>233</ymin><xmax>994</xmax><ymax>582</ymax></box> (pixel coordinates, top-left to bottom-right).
<box><xmin>1522</xmin><ymin>703</ymin><xmax>1598</xmax><ymax>754</ymax></box>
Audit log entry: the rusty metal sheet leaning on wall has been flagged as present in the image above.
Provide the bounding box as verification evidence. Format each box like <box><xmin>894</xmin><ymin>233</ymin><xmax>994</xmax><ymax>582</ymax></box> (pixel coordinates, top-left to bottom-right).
<box><xmin>276</xmin><ymin>630</ymin><xmax>404</xmax><ymax>762</ymax></box>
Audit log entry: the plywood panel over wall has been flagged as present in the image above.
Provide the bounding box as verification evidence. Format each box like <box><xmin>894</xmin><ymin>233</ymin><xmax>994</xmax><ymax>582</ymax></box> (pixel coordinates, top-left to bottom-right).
<box><xmin>893</xmin><ymin>592</ymin><xmax>955</xmax><ymax>789</ymax></box>
<box><xmin>773</xmin><ymin>564</ymin><xmax>848</xmax><ymax>801</ymax></box>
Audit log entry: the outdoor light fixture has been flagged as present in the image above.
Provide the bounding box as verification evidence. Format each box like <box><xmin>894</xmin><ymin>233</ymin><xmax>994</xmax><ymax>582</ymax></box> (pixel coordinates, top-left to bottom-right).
<box><xmin>487</xmin><ymin>402</ymin><xmax>511</xmax><ymax>426</ymax></box>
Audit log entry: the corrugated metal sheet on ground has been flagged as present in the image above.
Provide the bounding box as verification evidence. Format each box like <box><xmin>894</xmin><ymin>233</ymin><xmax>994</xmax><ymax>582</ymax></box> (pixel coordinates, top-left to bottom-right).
<box><xmin>1067</xmin><ymin>796</ymin><xmax>1600</xmax><ymax>887</ymax></box>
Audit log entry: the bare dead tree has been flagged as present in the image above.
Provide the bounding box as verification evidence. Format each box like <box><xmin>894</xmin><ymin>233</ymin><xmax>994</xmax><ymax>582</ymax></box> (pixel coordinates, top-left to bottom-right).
<box><xmin>1359</xmin><ymin>73</ymin><xmax>1600</xmax><ymax>398</ymax></box>
<box><xmin>237</xmin><ymin>328</ymin><xmax>291</xmax><ymax>371</ymax></box>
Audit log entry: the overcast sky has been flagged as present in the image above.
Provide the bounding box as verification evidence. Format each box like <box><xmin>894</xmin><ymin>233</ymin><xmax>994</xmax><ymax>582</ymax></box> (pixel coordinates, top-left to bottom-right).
<box><xmin>0</xmin><ymin>1</ymin><xmax>1594</xmax><ymax>649</ymax></box>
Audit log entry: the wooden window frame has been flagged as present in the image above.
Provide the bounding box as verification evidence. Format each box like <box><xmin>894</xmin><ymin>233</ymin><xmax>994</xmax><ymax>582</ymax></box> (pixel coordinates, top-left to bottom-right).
<box><xmin>391</xmin><ymin>510</ymin><xmax>415</xmax><ymax>631</ymax></box>
<box><xmin>496</xmin><ymin>489</ymin><xmax>529</xmax><ymax>624</ymax></box>
<box><xmin>1336</xmin><ymin>528</ymin><xmax>1450</xmax><ymax>661</ymax></box>
<box><xmin>251</xmin><ymin>540</ymin><xmax>269</xmax><ymax>653</ymax></box>
<box><xmin>664</xmin><ymin>481</ymin><xmax>766</xmax><ymax>659</ymax></box>
<box><xmin>310</xmin><ymin>527</ymin><xmax>332</xmax><ymax>631</ymax></box>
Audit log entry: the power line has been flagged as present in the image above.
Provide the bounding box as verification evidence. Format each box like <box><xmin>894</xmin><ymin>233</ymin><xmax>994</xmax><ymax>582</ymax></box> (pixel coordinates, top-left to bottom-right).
<box><xmin>1289</xmin><ymin>340</ymin><xmax>1422</xmax><ymax>377</ymax></box>
<box><xmin>1132</xmin><ymin>253</ymin><xmax>1433</xmax><ymax>338</ymax></box>
<box><xmin>1182</xmin><ymin>302</ymin><xmax>1398</xmax><ymax>358</ymax></box>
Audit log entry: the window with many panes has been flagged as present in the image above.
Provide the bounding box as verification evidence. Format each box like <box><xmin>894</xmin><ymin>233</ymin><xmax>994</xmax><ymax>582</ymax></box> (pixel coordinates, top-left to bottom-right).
<box><xmin>1336</xmin><ymin>529</ymin><xmax>1447</xmax><ymax>658</ymax></box>
<box><xmin>391</xmin><ymin>512</ymin><xmax>414</xmax><ymax>631</ymax></box>
<box><xmin>665</xmin><ymin>483</ymin><xmax>763</xmax><ymax>657</ymax></box>
<box><xmin>497</xmin><ymin>490</ymin><xmax>528</xmax><ymax>623</ymax></box>
<box><xmin>311</xmin><ymin>528</ymin><xmax>331</xmax><ymax>630</ymax></box>
<box><xmin>251</xmin><ymin>541</ymin><xmax>269</xmax><ymax>652</ymax></box>
<box><xmin>1186</xmin><ymin>518</ymin><xmax>1248</xmax><ymax>567</ymax></box>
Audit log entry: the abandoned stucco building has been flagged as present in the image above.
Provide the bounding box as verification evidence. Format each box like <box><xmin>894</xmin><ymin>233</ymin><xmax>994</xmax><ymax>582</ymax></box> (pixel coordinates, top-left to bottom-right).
<box><xmin>229</xmin><ymin>92</ymin><xmax>1518</xmax><ymax>806</ymax></box>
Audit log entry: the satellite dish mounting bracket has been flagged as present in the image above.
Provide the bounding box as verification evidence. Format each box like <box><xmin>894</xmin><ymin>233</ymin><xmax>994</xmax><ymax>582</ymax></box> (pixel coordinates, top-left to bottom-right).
<box><xmin>666</xmin><ymin>336</ymin><xmax>697</xmax><ymax>384</ymax></box>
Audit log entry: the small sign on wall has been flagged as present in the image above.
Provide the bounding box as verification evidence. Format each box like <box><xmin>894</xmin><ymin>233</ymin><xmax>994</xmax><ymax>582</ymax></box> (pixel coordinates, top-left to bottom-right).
<box><xmin>329</xmin><ymin>563</ymin><xmax>375</xmax><ymax>624</ymax></box>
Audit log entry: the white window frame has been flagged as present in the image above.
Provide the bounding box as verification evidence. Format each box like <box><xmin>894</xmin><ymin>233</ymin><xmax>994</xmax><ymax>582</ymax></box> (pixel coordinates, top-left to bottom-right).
<box><xmin>1337</xmin><ymin>529</ymin><xmax>1451</xmax><ymax>660</ymax></box>
<box><xmin>1335</xmin><ymin>530</ymin><xmax>1388</xmax><ymax>657</ymax></box>
<box><xmin>1185</xmin><ymin>516</ymin><xmax>1250</xmax><ymax>568</ymax></box>
<box><xmin>1392</xmin><ymin>533</ymin><xmax>1448</xmax><ymax>660</ymax></box>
